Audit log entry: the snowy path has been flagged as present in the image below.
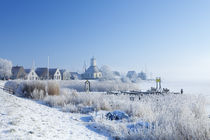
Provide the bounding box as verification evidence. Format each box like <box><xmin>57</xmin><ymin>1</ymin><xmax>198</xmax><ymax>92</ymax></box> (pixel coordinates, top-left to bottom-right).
<box><xmin>0</xmin><ymin>87</ymin><xmax>109</xmax><ymax>139</ymax></box>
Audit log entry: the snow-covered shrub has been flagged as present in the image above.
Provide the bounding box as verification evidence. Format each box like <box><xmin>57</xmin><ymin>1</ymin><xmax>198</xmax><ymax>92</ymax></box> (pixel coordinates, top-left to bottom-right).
<box><xmin>99</xmin><ymin>65</ymin><xmax>116</xmax><ymax>80</ymax></box>
<box><xmin>89</xmin><ymin>94</ymin><xmax>210</xmax><ymax>140</ymax></box>
<box><xmin>0</xmin><ymin>58</ymin><xmax>12</xmax><ymax>80</ymax></box>
<box><xmin>106</xmin><ymin>111</ymin><xmax>129</xmax><ymax>120</ymax></box>
<box><xmin>5</xmin><ymin>80</ymin><xmax>210</xmax><ymax>139</ymax></box>
<box><xmin>21</xmin><ymin>81</ymin><xmax>46</xmax><ymax>98</ymax></box>
<box><xmin>62</xmin><ymin>104</ymin><xmax>79</xmax><ymax>113</ymax></box>
<box><xmin>47</xmin><ymin>81</ymin><xmax>60</xmax><ymax>96</ymax></box>
<box><xmin>43</xmin><ymin>88</ymin><xmax>210</xmax><ymax>139</ymax></box>
<box><xmin>5</xmin><ymin>80</ymin><xmax>60</xmax><ymax>99</ymax></box>
<box><xmin>60</xmin><ymin>80</ymin><xmax>139</xmax><ymax>92</ymax></box>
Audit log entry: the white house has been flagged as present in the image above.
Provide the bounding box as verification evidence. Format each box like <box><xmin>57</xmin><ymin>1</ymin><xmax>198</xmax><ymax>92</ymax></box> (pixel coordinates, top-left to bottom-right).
<box><xmin>49</xmin><ymin>68</ymin><xmax>61</xmax><ymax>80</ymax></box>
<box><xmin>82</xmin><ymin>57</ymin><xmax>102</xmax><ymax>79</ymax></box>
<box><xmin>25</xmin><ymin>69</ymin><xmax>39</xmax><ymax>80</ymax></box>
<box><xmin>60</xmin><ymin>69</ymin><xmax>71</xmax><ymax>80</ymax></box>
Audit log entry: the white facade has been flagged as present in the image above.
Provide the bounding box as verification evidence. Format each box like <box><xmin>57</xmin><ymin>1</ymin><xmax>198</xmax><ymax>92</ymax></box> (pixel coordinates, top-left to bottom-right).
<box><xmin>26</xmin><ymin>69</ymin><xmax>39</xmax><ymax>80</ymax></box>
<box><xmin>82</xmin><ymin>57</ymin><xmax>102</xmax><ymax>79</ymax></box>
<box><xmin>54</xmin><ymin>69</ymin><xmax>61</xmax><ymax>80</ymax></box>
<box><xmin>60</xmin><ymin>70</ymin><xmax>71</xmax><ymax>80</ymax></box>
<box><xmin>49</xmin><ymin>68</ymin><xmax>61</xmax><ymax>80</ymax></box>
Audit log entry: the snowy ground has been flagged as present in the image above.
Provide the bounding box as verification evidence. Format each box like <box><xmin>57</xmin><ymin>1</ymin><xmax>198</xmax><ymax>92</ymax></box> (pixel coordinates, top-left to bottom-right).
<box><xmin>1</xmin><ymin>80</ymin><xmax>210</xmax><ymax>139</ymax></box>
<box><xmin>0</xmin><ymin>81</ymin><xmax>110</xmax><ymax>139</ymax></box>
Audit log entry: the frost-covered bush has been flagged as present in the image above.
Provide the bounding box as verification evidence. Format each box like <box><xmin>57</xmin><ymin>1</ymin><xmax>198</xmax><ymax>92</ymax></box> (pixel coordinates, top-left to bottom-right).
<box><xmin>42</xmin><ymin>89</ymin><xmax>210</xmax><ymax>139</ymax></box>
<box><xmin>99</xmin><ymin>65</ymin><xmax>116</xmax><ymax>80</ymax></box>
<box><xmin>5</xmin><ymin>80</ymin><xmax>210</xmax><ymax>139</ymax></box>
<box><xmin>60</xmin><ymin>80</ymin><xmax>139</xmax><ymax>92</ymax></box>
<box><xmin>90</xmin><ymin>94</ymin><xmax>210</xmax><ymax>140</ymax></box>
<box><xmin>47</xmin><ymin>81</ymin><xmax>60</xmax><ymax>96</ymax></box>
<box><xmin>0</xmin><ymin>58</ymin><xmax>12</xmax><ymax>80</ymax></box>
<box><xmin>6</xmin><ymin>79</ymin><xmax>138</xmax><ymax>97</ymax></box>
<box><xmin>5</xmin><ymin>80</ymin><xmax>60</xmax><ymax>99</ymax></box>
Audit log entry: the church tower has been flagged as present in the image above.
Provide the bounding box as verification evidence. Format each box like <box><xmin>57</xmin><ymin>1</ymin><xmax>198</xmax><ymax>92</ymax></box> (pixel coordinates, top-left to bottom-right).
<box><xmin>90</xmin><ymin>57</ymin><xmax>96</xmax><ymax>67</ymax></box>
<box><xmin>82</xmin><ymin>57</ymin><xmax>102</xmax><ymax>80</ymax></box>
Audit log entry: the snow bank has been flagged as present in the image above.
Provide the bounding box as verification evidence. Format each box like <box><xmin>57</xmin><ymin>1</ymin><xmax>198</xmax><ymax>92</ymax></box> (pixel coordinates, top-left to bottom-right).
<box><xmin>0</xmin><ymin>88</ymin><xmax>108</xmax><ymax>139</ymax></box>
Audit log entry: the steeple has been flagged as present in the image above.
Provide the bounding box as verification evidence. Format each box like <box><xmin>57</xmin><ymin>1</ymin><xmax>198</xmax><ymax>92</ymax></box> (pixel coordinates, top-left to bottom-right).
<box><xmin>83</xmin><ymin>61</ymin><xmax>87</xmax><ymax>72</ymax></box>
<box><xmin>32</xmin><ymin>60</ymin><xmax>35</xmax><ymax>70</ymax></box>
<box><xmin>90</xmin><ymin>57</ymin><xmax>96</xmax><ymax>67</ymax></box>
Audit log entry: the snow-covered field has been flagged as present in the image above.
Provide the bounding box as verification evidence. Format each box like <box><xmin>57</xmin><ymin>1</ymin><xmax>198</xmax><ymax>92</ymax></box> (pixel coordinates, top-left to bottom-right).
<box><xmin>1</xmin><ymin>80</ymin><xmax>210</xmax><ymax>139</ymax></box>
<box><xmin>0</xmin><ymin>81</ymin><xmax>109</xmax><ymax>140</ymax></box>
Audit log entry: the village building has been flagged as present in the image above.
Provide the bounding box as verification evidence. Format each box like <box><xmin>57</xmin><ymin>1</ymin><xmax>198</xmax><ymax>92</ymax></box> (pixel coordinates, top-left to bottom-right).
<box><xmin>25</xmin><ymin>69</ymin><xmax>39</xmax><ymax>80</ymax></box>
<box><xmin>49</xmin><ymin>68</ymin><xmax>61</xmax><ymax>80</ymax></box>
<box><xmin>60</xmin><ymin>69</ymin><xmax>71</xmax><ymax>80</ymax></box>
<box><xmin>11</xmin><ymin>66</ymin><xmax>26</xmax><ymax>80</ymax></box>
<box><xmin>70</xmin><ymin>72</ymin><xmax>81</xmax><ymax>80</ymax></box>
<box><xmin>82</xmin><ymin>57</ymin><xmax>102</xmax><ymax>80</ymax></box>
<box><xmin>126</xmin><ymin>71</ymin><xmax>138</xmax><ymax>79</ymax></box>
<box><xmin>35</xmin><ymin>68</ymin><xmax>48</xmax><ymax>80</ymax></box>
<box><xmin>138</xmin><ymin>71</ymin><xmax>147</xmax><ymax>80</ymax></box>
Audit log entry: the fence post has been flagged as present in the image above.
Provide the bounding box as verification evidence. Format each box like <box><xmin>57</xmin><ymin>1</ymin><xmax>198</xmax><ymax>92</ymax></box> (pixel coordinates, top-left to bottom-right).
<box><xmin>85</xmin><ymin>80</ymin><xmax>90</xmax><ymax>93</ymax></box>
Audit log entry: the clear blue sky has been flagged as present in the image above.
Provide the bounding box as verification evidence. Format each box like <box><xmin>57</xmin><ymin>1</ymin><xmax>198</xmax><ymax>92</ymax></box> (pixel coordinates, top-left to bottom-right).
<box><xmin>0</xmin><ymin>0</ymin><xmax>210</xmax><ymax>81</ymax></box>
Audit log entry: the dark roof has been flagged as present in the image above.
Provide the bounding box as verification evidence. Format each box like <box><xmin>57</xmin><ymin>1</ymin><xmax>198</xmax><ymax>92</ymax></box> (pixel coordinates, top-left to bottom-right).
<box><xmin>70</xmin><ymin>72</ymin><xmax>81</xmax><ymax>79</ymax></box>
<box><xmin>70</xmin><ymin>72</ymin><xmax>80</xmax><ymax>75</ymax></box>
<box><xmin>12</xmin><ymin>66</ymin><xmax>22</xmax><ymax>76</ymax></box>
<box><xmin>35</xmin><ymin>68</ymin><xmax>48</xmax><ymax>77</ymax></box>
<box><xmin>60</xmin><ymin>69</ymin><xmax>70</xmax><ymax>76</ymax></box>
<box><xmin>12</xmin><ymin>66</ymin><xmax>26</xmax><ymax>79</ymax></box>
<box><xmin>49</xmin><ymin>68</ymin><xmax>57</xmax><ymax>76</ymax></box>
<box><xmin>85</xmin><ymin>66</ymin><xmax>100</xmax><ymax>73</ymax></box>
<box><xmin>24</xmin><ymin>69</ymin><xmax>31</xmax><ymax>74</ymax></box>
<box><xmin>60</xmin><ymin>69</ymin><xmax>65</xmax><ymax>74</ymax></box>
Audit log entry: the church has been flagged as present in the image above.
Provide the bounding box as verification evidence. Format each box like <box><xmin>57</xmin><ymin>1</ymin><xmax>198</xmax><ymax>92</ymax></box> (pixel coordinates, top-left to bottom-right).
<box><xmin>82</xmin><ymin>57</ymin><xmax>102</xmax><ymax>80</ymax></box>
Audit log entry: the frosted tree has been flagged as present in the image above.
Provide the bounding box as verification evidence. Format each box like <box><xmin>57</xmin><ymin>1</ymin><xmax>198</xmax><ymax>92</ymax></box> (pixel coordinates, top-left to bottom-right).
<box><xmin>100</xmin><ymin>65</ymin><xmax>115</xmax><ymax>80</ymax></box>
<box><xmin>0</xmin><ymin>58</ymin><xmax>12</xmax><ymax>80</ymax></box>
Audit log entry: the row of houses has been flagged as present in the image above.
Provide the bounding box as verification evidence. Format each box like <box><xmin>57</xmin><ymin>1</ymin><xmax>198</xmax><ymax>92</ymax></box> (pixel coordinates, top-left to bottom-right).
<box><xmin>11</xmin><ymin>66</ymin><xmax>79</xmax><ymax>80</ymax></box>
<box><xmin>11</xmin><ymin>57</ymin><xmax>102</xmax><ymax>80</ymax></box>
